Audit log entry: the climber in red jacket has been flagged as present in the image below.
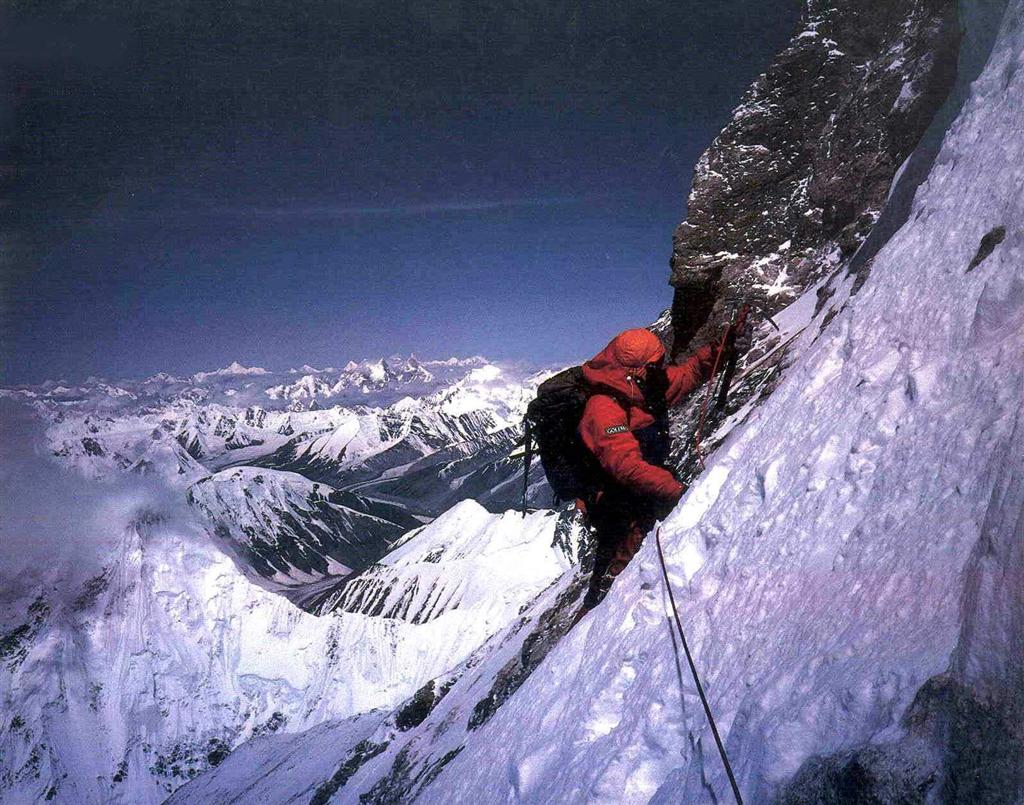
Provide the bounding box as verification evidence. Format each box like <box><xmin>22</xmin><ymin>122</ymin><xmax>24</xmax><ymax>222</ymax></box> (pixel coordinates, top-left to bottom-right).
<box><xmin>576</xmin><ymin>313</ymin><xmax>748</xmax><ymax>615</ymax></box>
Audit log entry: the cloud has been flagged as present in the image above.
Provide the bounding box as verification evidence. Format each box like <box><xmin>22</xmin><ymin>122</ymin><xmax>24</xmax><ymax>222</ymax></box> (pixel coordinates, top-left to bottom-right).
<box><xmin>209</xmin><ymin>195</ymin><xmax>594</xmax><ymax>219</ymax></box>
<box><xmin>0</xmin><ymin>400</ymin><xmax>199</xmax><ymax>599</ymax></box>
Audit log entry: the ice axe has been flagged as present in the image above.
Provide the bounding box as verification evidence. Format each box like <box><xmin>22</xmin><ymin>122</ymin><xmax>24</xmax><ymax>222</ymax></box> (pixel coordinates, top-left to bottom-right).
<box><xmin>694</xmin><ymin>300</ymin><xmax>776</xmax><ymax>463</ymax></box>
<box><xmin>714</xmin><ymin>299</ymin><xmax>780</xmax><ymax>412</ymax></box>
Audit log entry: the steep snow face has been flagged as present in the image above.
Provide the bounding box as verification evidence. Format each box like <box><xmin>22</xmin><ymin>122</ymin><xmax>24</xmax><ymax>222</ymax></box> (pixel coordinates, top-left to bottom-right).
<box><xmin>0</xmin><ymin>488</ymin><xmax>573</xmax><ymax>804</ymax></box>
<box><xmin>173</xmin><ymin>3</ymin><xmax>1023</xmax><ymax>801</ymax></box>
<box><xmin>166</xmin><ymin>555</ymin><xmax>592</xmax><ymax>805</ymax></box>
<box><xmin>407</xmin><ymin>6</ymin><xmax>1023</xmax><ymax>802</ymax></box>
<box><xmin>166</xmin><ymin>712</ymin><xmax>389</xmax><ymax>805</ymax></box>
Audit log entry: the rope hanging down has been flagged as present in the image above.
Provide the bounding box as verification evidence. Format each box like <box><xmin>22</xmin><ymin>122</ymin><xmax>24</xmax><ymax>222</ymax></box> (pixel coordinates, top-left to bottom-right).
<box><xmin>654</xmin><ymin>527</ymin><xmax>743</xmax><ymax>805</ymax></box>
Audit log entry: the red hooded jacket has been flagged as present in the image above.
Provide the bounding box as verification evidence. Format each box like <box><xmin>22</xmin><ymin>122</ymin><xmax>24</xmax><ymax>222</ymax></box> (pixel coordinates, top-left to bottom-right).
<box><xmin>578</xmin><ymin>328</ymin><xmax>721</xmax><ymax>500</ymax></box>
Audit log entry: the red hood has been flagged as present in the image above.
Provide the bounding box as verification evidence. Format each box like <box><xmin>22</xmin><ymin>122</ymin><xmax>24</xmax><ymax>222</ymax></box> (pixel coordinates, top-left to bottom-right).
<box><xmin>581</xmin><ymin>328</ymin><xmax>666</xmax><ymax>402</ymax></box>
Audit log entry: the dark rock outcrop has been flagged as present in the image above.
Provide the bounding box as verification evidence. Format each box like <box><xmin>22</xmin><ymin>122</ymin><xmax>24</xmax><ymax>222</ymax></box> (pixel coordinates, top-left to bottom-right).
<box><xmin>669</xmin><ymin>0</ymin><xmax>961</xmax><ymax>353</ymax></box>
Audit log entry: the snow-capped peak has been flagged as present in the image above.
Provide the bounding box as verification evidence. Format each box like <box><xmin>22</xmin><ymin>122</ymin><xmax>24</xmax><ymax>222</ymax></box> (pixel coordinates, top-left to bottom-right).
<box><xmin>288</xmin><ymin>364</ymin><xmax>331</xmax><ymax>375</ymax></box>
<box><xmin>264</xmin><ymin>355</ymin><xmax>488</xmax><ymax>409</ymax></box>
<box><xmin>143</xmin><ymin>371</ymin><xmax>184</xmax><ymax>384</ymax></box>
<box><xmin>421</xmin><ymin>356</ymin><xmax>488</xmax><ymax>368</ymax></box>
<box><xmin>192</xmin><ymin>361</ymin><xmax>269</xmax><ymax>383</ymax></box>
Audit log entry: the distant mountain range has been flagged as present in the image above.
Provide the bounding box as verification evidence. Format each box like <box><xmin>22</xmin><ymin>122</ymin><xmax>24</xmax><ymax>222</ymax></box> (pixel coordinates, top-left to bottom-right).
<box><xmin>2</xmin><ymin>355</ymin><xmax>554</xmax><ymax>599</ymax></box>
<box><xmin>0</xmin><ymin>353</ymin><xmax>565</xmax><ymax>801</ymax></box>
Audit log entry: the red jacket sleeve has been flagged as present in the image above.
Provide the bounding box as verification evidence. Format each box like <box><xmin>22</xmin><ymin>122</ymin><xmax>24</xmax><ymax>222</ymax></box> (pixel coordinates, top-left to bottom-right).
<box><xmin>664</xmin><ymin>341</ymin><xmax>724</xmax><ymax>407</ymax></box>
<box><xmin>579</xmin><ymin>395</ymin><xmax>684</xmax><ymax>499</ymax></box>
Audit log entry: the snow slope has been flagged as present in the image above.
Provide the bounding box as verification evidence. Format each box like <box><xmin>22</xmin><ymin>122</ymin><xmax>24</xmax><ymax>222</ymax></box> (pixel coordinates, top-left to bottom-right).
<box><xmin>313</xmin><ymin>501</ymin><xmax>581</xmax><ymax>622</ymax></box>
<box><xmin>171</xmin><ymin>1</ymin><xmax>1023</xmax><ymax>801</ymax></box>
<box><xmin>410</xmin><ymin>5</ymin><xmax>1024</xmax><ymax>801</ymax></box>
<box><xmin>0</xmin><ymin>468</ymin><xmax>573</xmax><ymax>804</ymax></box>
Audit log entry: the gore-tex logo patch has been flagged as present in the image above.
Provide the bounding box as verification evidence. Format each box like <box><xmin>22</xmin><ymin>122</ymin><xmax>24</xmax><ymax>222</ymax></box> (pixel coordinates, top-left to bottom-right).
<box><xmin>605</xmin><ymin>424</ymin><xmax>628</xmax><ymax>435</ymax></box>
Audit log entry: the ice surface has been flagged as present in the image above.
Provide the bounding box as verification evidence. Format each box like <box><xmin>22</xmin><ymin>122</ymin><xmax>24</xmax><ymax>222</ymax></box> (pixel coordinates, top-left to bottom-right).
<box><xmin>411</xmin><ymin>7</ymin><xmax>1024</xmax><ymax>801</ymax></box>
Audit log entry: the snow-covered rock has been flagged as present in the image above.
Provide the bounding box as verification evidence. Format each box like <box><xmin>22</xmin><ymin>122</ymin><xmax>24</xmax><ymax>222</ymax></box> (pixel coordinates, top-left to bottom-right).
<box><xmin>168</xmin><ymin>1</ymin><xmax>1023</xmax><ymax>801</ymax></box>
<box><xmin>668</xmin><ymin>0</ymin><xmax>961</xmax><ymax>353</ymax></box>
<box><xmin>0</xmin><ymin>480</ymin><xmax>576</xmax><ymax>803</ymax></box>
<box><xmin>7</xmin><ymin>1</ymin><xmax>1021</xmax><ymax>803</ymax></box>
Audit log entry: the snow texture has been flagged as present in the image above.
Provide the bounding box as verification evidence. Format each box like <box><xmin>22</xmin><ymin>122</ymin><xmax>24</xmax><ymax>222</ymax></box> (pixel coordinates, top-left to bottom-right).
<box><xmin>411</xmin><ymin>6</ymin><xmax>1024</xmax><ymax>801</ymax></box>
<box><xmin>173</xmin><ymin>2</ymin><xmax>1023</xmax><ymax>801</ymax></box>
<box><xmin>0</xmin><ymin>476</ymin><xmax>568</xmax><ymax>802</ymax></box>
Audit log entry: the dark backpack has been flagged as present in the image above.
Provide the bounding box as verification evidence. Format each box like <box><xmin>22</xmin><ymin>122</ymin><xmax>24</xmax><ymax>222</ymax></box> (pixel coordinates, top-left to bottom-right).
<box><xmin>521</xmin><ymin>364</ymin><xmax>672</xmax><ymax>513</ymax></box>
<box><xmin>522</xmin><ymin>367</ymin><xmax>602</xmax><ymax>509</ymax></box>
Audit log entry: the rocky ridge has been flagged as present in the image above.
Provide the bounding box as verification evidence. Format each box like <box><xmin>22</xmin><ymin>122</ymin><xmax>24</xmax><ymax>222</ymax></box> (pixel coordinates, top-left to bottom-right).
<box><xmin>668</xmin><ymin>0</ymin><xmax>961</xmax><ymax>352</ymax></box>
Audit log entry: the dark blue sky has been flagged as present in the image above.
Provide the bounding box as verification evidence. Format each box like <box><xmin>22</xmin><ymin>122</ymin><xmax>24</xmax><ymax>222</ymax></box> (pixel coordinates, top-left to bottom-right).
<box><xmin>2</xmin><ymin>1</ymin><xmax>800</xmax><ymax>384</ymax></box>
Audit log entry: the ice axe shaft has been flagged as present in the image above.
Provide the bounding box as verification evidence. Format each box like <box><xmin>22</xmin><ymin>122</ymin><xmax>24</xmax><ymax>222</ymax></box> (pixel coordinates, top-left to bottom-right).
<box><xmin>713</xmin><ymin>297</ymin><xmax>785</xmax><ymax>412</ymax></box>
<box><xmin>712</xmin><ymin>303</ymin><xmax>748</xmax><ymax>413</ymax></box>
<box><xmin>714</xmin><ymin>344</ymin><xmax>739</xmax><ymax>412</ymax></box>
<box><xmin>694</xmin><ymin>299</ymin><xmax>781</xmax><ymax>459</ymax></box>
<box><xmin>732</xmin><ymin>296</ymin><xmax>780</xmax><ymax>332</ymax></box>
<box><xmin>693</xmin><ymin>304</ymin><xmax>746</xmax><ymax>464</ymax></box>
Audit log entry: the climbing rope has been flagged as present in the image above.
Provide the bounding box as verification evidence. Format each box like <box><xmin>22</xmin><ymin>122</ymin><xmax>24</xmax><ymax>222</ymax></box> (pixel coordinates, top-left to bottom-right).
<box><xmin>654</xmin><ymin>527</ymin><xmax>743</xmax><ymax>805</ymax></box>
